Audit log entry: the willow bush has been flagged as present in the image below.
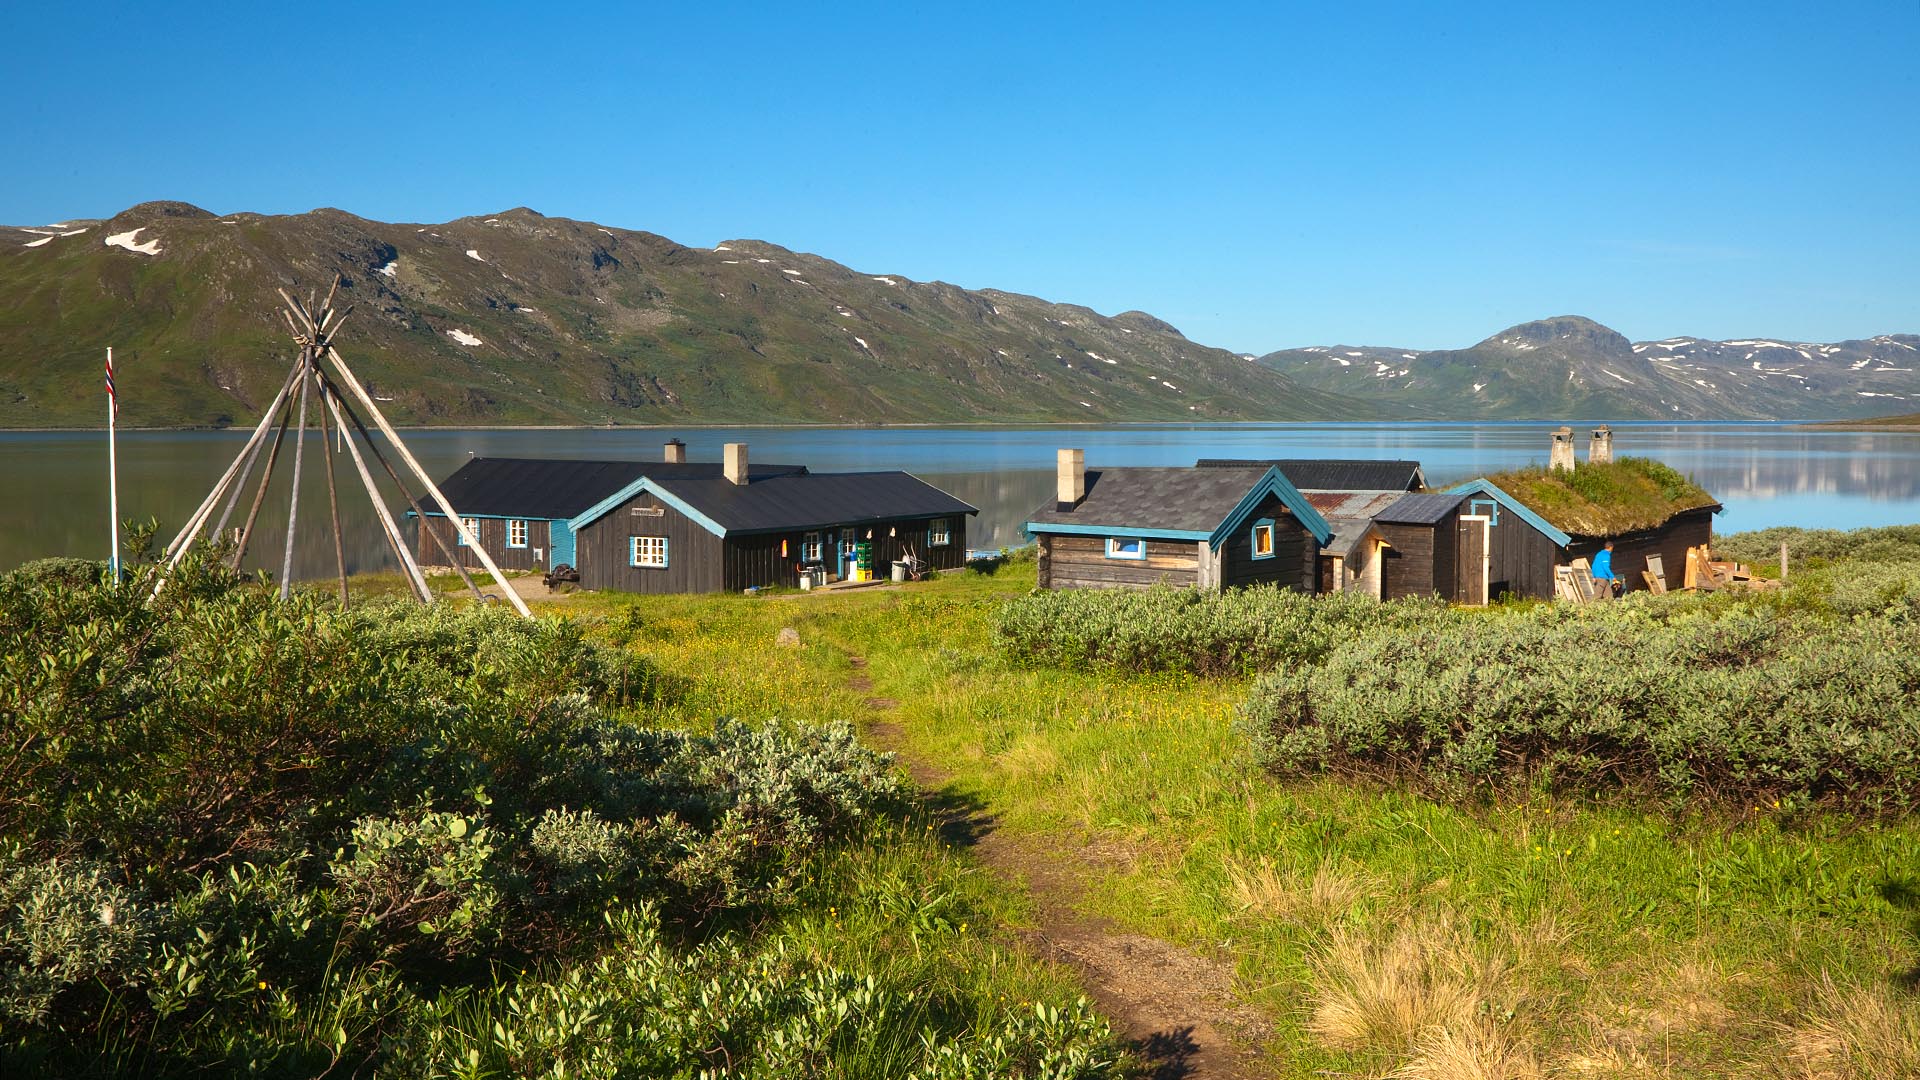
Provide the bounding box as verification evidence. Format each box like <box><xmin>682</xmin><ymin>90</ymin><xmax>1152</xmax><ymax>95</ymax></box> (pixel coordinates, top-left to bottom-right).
<box><xmin>0</xmin><ymin>552</ymin><xmax>1122</xmax><ymax>1077</ymax></box>
<box><xmin>995</xmin><ymin>583</ymin><xmax>1454</xmax><ymax>676</ymax></box>
<box><xmin>1239</xmin><ymin>598</ymin><xmax>1920</xmax><ymax>809</ymax></box>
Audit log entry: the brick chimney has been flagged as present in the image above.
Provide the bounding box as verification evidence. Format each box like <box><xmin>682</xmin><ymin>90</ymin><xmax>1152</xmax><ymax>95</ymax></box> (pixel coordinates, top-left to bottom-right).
<box><xmin>1056</xmin><ymin>448</ymin><xmax>1085</xmax><ymax>511</ymax></box>
<box><xmin>724</xmin><ymin>442</ymin><xmax>749</xmax><ymax>485</ymax></box>
<box><xmin>1549</xmin><ymin>426</ymin><xmax>1576</xmax><ymax>472</ymax></box>
<box><xmin>1588</xmin><ymin>425</ymin><xmax>1614</xmax><ymax>464</ymax></box>
<box><xmin>664</xmin><ymin>438</ymin><xmax>687</xmax><ymax>463</ymax></box>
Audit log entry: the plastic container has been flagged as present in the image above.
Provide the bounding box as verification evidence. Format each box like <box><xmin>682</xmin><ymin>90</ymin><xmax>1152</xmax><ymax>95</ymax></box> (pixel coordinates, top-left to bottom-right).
<box><xmin>890</xmin><ymin>561</ymin><xmax>907</xmax><ymax>583</ymax></box>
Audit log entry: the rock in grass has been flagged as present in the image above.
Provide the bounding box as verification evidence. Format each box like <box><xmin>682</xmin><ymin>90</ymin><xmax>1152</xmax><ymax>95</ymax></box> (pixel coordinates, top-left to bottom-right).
<box><xmin>776</xmin><ymin>627</ymin><xmax>801</xmax><ymax>648</ymax></box>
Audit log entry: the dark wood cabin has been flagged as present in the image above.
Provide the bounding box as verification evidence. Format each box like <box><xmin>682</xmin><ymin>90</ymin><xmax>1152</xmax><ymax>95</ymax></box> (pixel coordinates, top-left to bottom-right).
<box><xmin>569</xmin><ymin>466</ymin><xmax>975</xmax><ymax>594</ymax></box>
<box><xmin>416</xmin><ymin>443</ymin><xmax>975</xmax><ymax>594</ymax></box>
<box><xmin>1371</xmin><ymin>492</ymin><xmax>1475</xmax><ymax>603</ymax></box>
<box><xmin>1444</xmin><ymin>478</ymin><xmax>1721</xmax><ymax>599</ymax></box>
<box><xmin>1024</xmin><ymin>453</ymin><xmax>1333</xmax><ymax>592</ymax></box>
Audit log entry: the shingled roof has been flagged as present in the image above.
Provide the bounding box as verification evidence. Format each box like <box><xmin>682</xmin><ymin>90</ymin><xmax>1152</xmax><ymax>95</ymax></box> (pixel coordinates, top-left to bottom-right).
<box><xmin>1025</xmin><ymin>466</ymin><xmax>1333</xmax><ymax>544</ymax></box>
<box><xmin>1373</xmin><ymin>492</ymin><xmax>1468</xmax><ymax>526</ymax></box>
<box><xmin>1196</xmin><ymin>458</ymin><xmax>1426</xmax><ymax>492</ymax></box>
<box><xmin>429</xmin><ymin>458</ymin><xmax>807</xmax><ymax>520</ymax></box>
<box><xmin>635</xmin><ymin>471</ymin><xmax>978</xmax><ymax>535</ymax></box>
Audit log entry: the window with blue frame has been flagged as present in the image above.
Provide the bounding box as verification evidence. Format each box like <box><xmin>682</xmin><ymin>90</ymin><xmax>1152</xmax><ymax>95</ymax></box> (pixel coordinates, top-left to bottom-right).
<box><xmin>1251</xmin><ymin>518</ymin><xmax>1276</xmax><ymax>560</ymax></box>
<box><xmin>928</xmin><ymin>519</ymin><xmax>951</xmax><ymax>547</ymax></box>
<box><xmin>1106</xmin><ymin>537</ymin><xmax>1146</xmax><ymax>560</ymax></box>
<box><xmin>629</xmin><ymin>535</ymin><xmax>668</xmax><ymax>568</ymax></box>
<box><xmin>801</xmin><ymin>532</ymin><xmax>823</xmax><ymax>561</ymax></box>
<box><xmin>457</xmin><ymin>517</ymin><xmax>479</xmax><ymax>546</ymax></box>
<box><xmin>507</xmin><ymin>519</ymin><xmax>528</xmax><ymax>548</ymax></box>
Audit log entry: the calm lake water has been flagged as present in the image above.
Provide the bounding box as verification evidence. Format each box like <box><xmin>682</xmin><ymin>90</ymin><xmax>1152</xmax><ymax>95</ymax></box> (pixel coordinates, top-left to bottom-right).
<box><xmin>5</xmin><ymin>423</ymin><xmax>1919</xmax><ymax>580</ymax></box>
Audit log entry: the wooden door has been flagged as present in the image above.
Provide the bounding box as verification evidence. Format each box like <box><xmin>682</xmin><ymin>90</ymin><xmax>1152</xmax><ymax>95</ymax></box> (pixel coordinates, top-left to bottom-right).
<box><xmin>1457</xmin><ymin>515</ymin><xmax>1490</xmax><ymax>605</ymax></box>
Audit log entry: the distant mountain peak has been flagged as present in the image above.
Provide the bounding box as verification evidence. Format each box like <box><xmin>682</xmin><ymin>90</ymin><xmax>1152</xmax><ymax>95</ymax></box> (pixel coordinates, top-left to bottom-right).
<box><xmin>1483</xmin><ymin>316</ymin><xmax>1632</xmax><ymax>355</ymax></box>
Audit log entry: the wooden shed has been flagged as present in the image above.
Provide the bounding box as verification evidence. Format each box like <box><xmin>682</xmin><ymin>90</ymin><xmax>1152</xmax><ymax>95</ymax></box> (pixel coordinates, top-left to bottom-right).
<box><xmin>1024</xmin><ymin>450</ymin><xmax>1333</xmax><ymax>591</ymax></box>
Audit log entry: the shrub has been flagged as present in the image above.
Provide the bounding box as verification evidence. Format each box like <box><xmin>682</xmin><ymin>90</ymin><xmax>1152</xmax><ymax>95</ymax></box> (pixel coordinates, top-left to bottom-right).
<box><xmin>996</xmin><ymin>584</ymin><xmax>1454</xmax><ymax>676</ymax></box>
<box><xmin>1715</xmin><ymin>524</ymin><xmax>1920</xmax><ymax>566</ymax></box>
<box><xmin>1239</xmin><ymin>598</ymin><xmax>1920</xmax><ymax>810</ymax></box>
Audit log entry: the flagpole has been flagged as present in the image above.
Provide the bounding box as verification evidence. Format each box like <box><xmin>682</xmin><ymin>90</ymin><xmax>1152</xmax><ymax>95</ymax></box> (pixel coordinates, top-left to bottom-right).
<box><xmin>107</xmin><ymin>347</ymin><xmax>120</xmax><ymax>584</ymax></box>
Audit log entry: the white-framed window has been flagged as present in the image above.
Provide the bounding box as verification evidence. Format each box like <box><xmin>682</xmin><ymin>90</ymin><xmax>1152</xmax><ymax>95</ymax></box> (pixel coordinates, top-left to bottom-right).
<box><xmin>928</xmin><ymin>519</ymin><xmax>951</xmax><ymax>547</ymax></box>
<box><xmin>507</xmin><ymin>519</ymin><xmax>528</xmax><ymax>548</ymax></box>
<box><xmin>801</xmin><ymin>532</ymin><xmax>823</xmax><ymax>562</ymax></box>
<box><xmin>457</xmin><ymin>517</ymin><xmax>480</xmax><ymax>546</ymax></box>
<box><xmin>629</xmin><ymin>535</ymin><xmax>668</xmax><ymax>568</ymax></box>
<box><xmin>1106</xmin><ymin>537</ymin><xmax>1146</xmax><ymax>560</ymax></box>
<box><xmin>1251</xmin><ymin>518</ymin><xmax>1276</xmax><ymax>560</ymax></box>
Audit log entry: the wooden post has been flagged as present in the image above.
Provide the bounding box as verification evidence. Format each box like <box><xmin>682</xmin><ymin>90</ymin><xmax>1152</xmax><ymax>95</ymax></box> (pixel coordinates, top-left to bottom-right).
<box><xmin>163</xmin><ymin>355</ymin><xmax>304</xmax><ymax>559</ymax></box>
<box><xmin>1780</xmin><ymin>541</ymin><xmax>1789</xmax><ymax>582</ymax></box>
<box><xmin>278</xmin><ymin>356</ymin><xmax>311</xmax><ymax>600</ymax></box>
<box><xmin>318</xmin><ymin>340</ymin><xmax>531</xmax><ymax>618</ymax></box>
<box><xmin>232</xmin><ymin>396</ymin><xmax>295</xmax><ymax>570</ymax></box>
<box><xmin>314</xmin><ymin>369</ymin><xmax>348</xmax><ymax>606</ymax></box>
<box><xmin>315</xmin><ymin>367</ymin><xmax>487</xmax><ymax>602</ymax></box>
<box><xmin>322</xmin><ymin>388</ymin><xmax>433</xmax><ymax>603</ymax></box>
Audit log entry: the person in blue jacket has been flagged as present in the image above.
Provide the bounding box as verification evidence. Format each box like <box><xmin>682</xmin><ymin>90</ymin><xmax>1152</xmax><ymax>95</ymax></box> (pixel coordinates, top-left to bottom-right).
<box><xmin>1591</xmin><ymin>540</ymin><xmax>1621</xmax><ymax>597</ymax></box>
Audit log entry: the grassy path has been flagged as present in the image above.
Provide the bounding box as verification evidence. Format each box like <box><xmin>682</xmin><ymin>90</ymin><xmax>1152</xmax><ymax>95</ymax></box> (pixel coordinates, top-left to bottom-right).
<box><xmin>854</xmin><ymin>654</ymin><xmax>1270</xmax><ymax>1079</ymax></box>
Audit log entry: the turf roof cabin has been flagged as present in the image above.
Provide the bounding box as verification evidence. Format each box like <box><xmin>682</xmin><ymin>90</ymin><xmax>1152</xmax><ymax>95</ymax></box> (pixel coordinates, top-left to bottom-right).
<box><xmin>1446</xmin><ymin>427</ymin><xmax>1722</xmax><ymax>598</ymax></box>
<box><xmin>419</xmin><ymin>440</ymin><xmax>977</xmax><ymax>593</ymax></box>
<box><xmin>1024</xmin><ymin>450</ymin><xmax>1333</xmax><ymax>591</ymax></box>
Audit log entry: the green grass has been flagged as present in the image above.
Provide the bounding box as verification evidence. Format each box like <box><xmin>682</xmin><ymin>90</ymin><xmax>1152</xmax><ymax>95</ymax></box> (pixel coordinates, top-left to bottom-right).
<box><xmin>537</xmin><ymin>563</ymin><xmax>1920</xmax><ymax>1078</ymax></box>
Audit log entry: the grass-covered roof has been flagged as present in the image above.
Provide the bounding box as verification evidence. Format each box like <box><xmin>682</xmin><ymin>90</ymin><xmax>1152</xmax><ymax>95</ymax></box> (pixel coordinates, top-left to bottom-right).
<box><xmin>1479</xmin><ymin>456</ymin><xmax>1719</xmax><ymax>537</ymax></box>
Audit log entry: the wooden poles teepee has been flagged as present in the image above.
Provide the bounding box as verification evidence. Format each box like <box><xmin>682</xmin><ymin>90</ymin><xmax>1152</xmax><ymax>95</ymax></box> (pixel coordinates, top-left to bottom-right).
<box><xmin>156</xmin><ymin>277</ymin><xmax>531</xmax><ymax>618</ymax></box>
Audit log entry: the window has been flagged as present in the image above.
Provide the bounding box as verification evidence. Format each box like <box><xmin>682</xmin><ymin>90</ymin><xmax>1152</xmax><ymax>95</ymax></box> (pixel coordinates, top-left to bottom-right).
<box><xmin>801</xmin><ymin>532</ymin><xmax>823</xmax><ymax>562</ymax></box>
<box><xmin>457</xmin><ymin>517</ymin><xmax>479</xmax><ymax>546</ymax></box>
<box><xmin>1106</xmin><ymin>537</ymin><xmax>1146</xmax><ymax>560</ymax></box>
<box><xmin>928</xmin><ymin>519</ymin><xmax>951</xmax><ymax>547</ymax></box>
<box><xmin>507</xmin><ymin>519</ymin><xmax>528</xmax><ymax>548</ymax></box>
<box><xmin>629</xmin><ymin>535</ymin><xmax>668</xmax><ymax>568</ymax></box>
<box><xmin>1251</xmin><ymin>518</ymin><xmax>1276</xmax><ymax>560</ymax></box>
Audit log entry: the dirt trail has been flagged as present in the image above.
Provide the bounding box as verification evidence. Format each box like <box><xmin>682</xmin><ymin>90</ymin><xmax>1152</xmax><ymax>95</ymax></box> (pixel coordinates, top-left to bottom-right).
<box><xmin>849</xmin><ymin>657</ymin><xmax>1271</xmax><ymax>1080</ymax></box>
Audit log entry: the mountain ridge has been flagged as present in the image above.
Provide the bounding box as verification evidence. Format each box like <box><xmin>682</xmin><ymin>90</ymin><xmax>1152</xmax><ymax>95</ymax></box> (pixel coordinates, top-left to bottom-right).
<box><xmin>0</xmin><ymin>201</ymin><xmax>1384</xmax><ymax>428</ymax></box>
<box><xmin>1260</xmin><ymin>315</ymin><xmax>1920</xmax><ymax>420</ymax></box>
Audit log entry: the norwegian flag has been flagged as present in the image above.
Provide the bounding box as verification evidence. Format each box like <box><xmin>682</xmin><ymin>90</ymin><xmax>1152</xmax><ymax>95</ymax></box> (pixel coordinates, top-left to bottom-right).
<box><xmin>104</xmin><ymin>349</ymin><xmax>117</xmax><ymax>417</ymax></box>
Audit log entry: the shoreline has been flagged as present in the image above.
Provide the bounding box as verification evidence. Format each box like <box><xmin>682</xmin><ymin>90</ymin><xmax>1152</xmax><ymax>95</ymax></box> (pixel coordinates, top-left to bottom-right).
<box><xmin>0</xmin><ymin>417</ymin><xmax>1861</xmax><ymax>434</ymax></box>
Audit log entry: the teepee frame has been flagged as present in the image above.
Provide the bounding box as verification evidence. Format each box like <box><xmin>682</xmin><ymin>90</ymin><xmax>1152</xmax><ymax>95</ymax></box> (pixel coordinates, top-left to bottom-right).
<box><xmin>156</xmin><ymin>277</ymin><xmax>531</xmax><ymax>618</ymax></box>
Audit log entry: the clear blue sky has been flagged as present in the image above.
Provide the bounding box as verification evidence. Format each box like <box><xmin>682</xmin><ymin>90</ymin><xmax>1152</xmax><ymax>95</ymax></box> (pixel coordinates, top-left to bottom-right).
<box><xmin>5</xmin><ymin>2</ymin><xmax>1915</xmax><ymax>351</ymax></box>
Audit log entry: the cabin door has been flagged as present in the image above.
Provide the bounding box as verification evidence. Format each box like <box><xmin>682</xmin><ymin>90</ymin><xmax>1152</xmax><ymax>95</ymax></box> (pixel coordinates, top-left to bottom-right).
<box><xmin>1457</xmin><ymin>515</ymin><xmax>1490</xmax><ymax>606</ymax></box>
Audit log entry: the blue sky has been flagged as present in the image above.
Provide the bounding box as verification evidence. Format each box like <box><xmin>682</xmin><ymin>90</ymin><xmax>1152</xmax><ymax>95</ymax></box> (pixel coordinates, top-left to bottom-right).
<box><xmin>5</xmin><ymin>2</ymin><xmax>1916</xmax><ymax>351</ymax></box>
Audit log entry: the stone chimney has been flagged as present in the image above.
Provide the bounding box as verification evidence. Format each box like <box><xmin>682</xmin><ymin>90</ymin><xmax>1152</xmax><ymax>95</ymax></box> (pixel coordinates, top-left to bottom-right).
<box><xmin>1549</xmin><ymin>426</ymin><xmax>1576</xmax><ymax>473</ymax></box>
<box><xmin>1056</xmin><ymin>448</ymin><xmax>1085</xmax><ymax>511</ymax></box>
<box><xmin>724</xmin><ymin>442</ymin><xmax>749</xmax><ymax>485</ymax></box>
<box><xmin>1588</xmin><ymin>425</ymin><xmax>1614</xmax><ymax>464</ymax></box>
<box><xmin>663</xmin><ymin>438</ymin><xmax>687</xmax><ymax>463</ymax></box>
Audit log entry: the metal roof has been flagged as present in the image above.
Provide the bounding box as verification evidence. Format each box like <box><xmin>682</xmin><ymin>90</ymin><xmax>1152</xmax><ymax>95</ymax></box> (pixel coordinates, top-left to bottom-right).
<box><xmin>1303</xmin><ymin>489</ymin><xmax>1406</xmax><ymax>520</ymax></box>
<box><xmin>429</xmin><ymin>458</ymin><xmax>807</xmax><ymax>520</ymax></box>
<box><xmin>1373</xmin><ymin>491</ymin><xmax>1468</xmax><ymax>526</ymax></box>
<box><xmin>639</xmin><ymin>471</ymin><xmax>978</xmax><ymax>535</ymax></box>
<box><xmin>1196</xmin><ymin>458</ymin><xmax>1426</xmax><ymax>492</ymax></box>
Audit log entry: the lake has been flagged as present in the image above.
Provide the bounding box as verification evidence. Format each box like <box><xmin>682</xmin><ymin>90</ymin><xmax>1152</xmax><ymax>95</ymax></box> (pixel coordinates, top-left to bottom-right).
<box><xmin>4</xmin><ymin>422</ymin><xmax>1919</xmax><ymax>579</ymax></box>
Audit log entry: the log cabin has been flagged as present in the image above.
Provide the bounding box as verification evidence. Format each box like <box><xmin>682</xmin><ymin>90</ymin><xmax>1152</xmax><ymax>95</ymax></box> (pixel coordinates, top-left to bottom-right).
<box><xmin>1445</xmin><ymin>428</ymin><xmax>1722</xmax><ymax>599</ymax></box>
<box><xmin>1023</xmin><ymin>450</ymin><xmax>1334</xmax><ymax>591</ymax></box>
<box><xmin>416</xmin><ymin>440</ymin><xmax>977</xmax><ymax>593</ymax></box>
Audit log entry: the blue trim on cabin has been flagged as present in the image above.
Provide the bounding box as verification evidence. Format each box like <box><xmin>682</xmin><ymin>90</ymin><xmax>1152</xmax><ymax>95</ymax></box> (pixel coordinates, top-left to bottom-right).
<box><xmin>1466</xmin><ymin>498</ymin><xmax>1501</xmax><ymax>526</ymax></box>
<box><xmin>1209</xmin><ymin>466</ymin><xmax>1334</xmax><ymax>547</ymax></box>
<box><xmin>1250</xmin><ymin>518</ymin><xmax>1276</xmax><ymax>559</ymax></box>
<box><xmin>1443</xmin><ymin>479</ymin><xmax>1573</xmax><ymax>547</ymax></box>
<box><xmin>1105</xmin><ymin>537</ymin><xmax>1148</xmax><ymax>560</ymax></box>
<box><xmin>569</xmin><ymin>479</ymin><xmax>729</xmax><ymax>537</ymax></box>
<box><xmin>550</xmin><ymin>521</ymin><xmax>576</xmax><ymax>567</ymax></box>
<box><xmin>1022</xmin><ymin>521</ymin><xmax>1215</xmax><ymax>542</ymax></box>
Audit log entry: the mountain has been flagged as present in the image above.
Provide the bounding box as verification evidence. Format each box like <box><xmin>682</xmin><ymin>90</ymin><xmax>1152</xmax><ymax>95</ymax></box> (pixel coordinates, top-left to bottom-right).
<box><xmin>1260</xmin><ymin>315</ymin><xmax>1920</xmax><ymax>420</ymax></box>
<box><xmin>0</xmin><ymin>202</ymin><xmax>1383</xmax><ymax>428</ymax></box>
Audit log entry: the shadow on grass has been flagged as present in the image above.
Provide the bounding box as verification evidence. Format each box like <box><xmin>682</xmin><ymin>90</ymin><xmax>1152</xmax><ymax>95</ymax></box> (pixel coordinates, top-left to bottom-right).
<box><xmin>1880</xmin><ymin>877</ymin><xmax>1920</xmax><ymax>990</ymax></box>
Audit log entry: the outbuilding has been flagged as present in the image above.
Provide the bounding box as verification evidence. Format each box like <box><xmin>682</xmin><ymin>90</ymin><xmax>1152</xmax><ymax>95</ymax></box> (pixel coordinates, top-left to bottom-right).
<box><xmin>1024</xmin><ymin>450</ymin><xmax>1333</xmax><ymax>591</ymax></box>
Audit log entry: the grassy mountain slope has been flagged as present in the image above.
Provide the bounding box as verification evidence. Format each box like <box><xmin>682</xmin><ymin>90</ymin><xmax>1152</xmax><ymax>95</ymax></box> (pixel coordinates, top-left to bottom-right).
<box><xmin>1261</xmin><ymin>315</ymin><xmax>1920</xmax><ymax>420</ymax></box>
<box><xmin>0</xmin><ymin>203</ymin><xmax>1384</xmax><ymax>428</ymax></box>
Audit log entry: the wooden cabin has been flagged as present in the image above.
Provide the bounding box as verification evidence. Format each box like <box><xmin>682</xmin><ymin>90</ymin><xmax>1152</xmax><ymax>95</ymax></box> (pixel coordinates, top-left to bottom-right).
<box><xmin>1024</xmin><ymin>450</ymin><xmax>1333</xmax><ymax>591</ymax></box>
<box><xmin>418</xmin><ymin>440</ymin><xmax>976</xmax><ymax>593</ymax></box>
<box><xmin>1445</xmin><ymin>429</ymin><xmax>1721</xmax><ymax>599</ymax></box>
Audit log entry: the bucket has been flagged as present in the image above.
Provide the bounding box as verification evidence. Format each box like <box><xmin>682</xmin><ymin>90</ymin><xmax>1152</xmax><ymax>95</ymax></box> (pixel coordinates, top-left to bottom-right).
<box><xmin>890</xmin><ymin>561</ymin><xmax>907</xmax><ymax>583</ymax></box>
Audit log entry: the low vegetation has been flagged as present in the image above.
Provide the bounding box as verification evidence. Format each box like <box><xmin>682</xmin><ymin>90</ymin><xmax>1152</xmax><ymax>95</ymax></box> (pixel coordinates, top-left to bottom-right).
<box><xmin>0</xmin><ymin>543</ymin><xmax>1122</xmax><ymax>1078</ymax></box>
<box><xmin>1481</xmin><ymin>456</ymin><xmax>1717</xmax><ymax>535</ymax></box>
<box><xmin>1715</xmin><ymin>522</ymin><xmax>1920</xmax><ymax>566</ymax></box>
